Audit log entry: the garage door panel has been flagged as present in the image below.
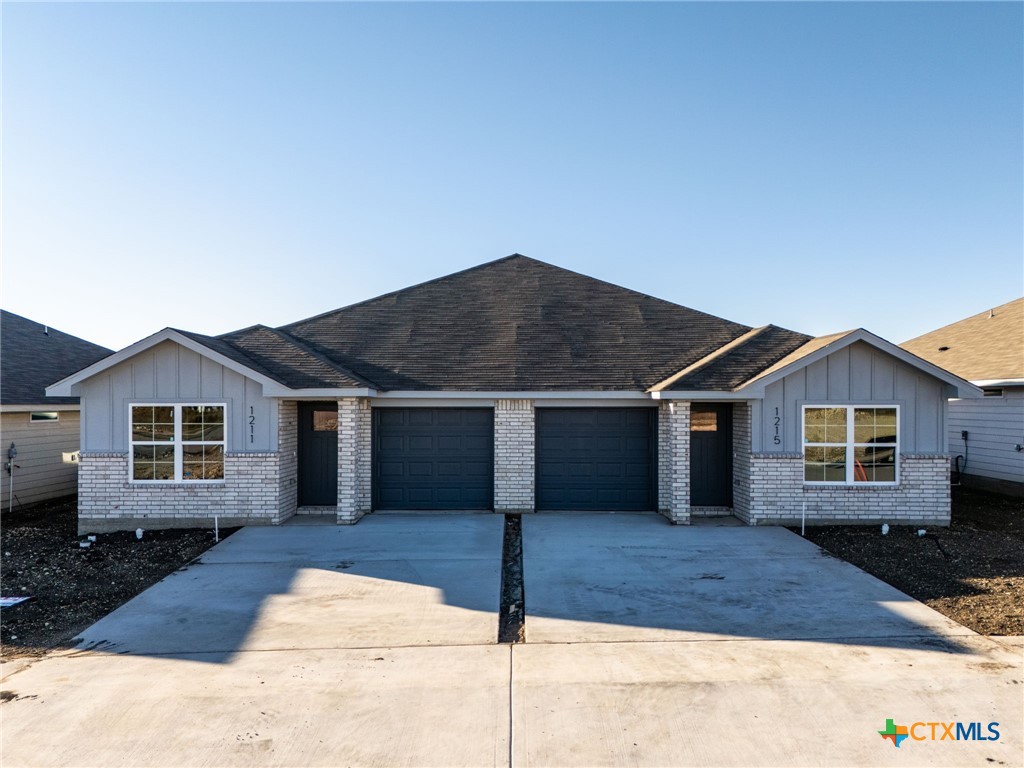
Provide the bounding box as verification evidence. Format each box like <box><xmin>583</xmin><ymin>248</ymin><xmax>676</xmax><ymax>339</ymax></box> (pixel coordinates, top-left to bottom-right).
<box><xmin>408</xmin><ymin>436</ymin><xmax>434</xmax><ymax>452</ymax></box>
<box><xmin>374</xmin><ymin>408</ymin><xmax>494</xmax><ymax>510</ymax></box>
<box><xmin>436</xmin><ymin>435</ymin><xmax>462</xmax><ymax>452</ymax></box>
<box><xmin>537</xmin><ymin>408</ymin><xmax>655</xmax><ymax>511</ymax></box>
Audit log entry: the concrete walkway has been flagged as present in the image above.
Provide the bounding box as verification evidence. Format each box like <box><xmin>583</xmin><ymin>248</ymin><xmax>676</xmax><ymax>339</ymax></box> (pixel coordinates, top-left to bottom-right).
<box><xmin>2</xmin><ymin>513</ymin><xmax>1021</xmax><ymax>767</ymax></box>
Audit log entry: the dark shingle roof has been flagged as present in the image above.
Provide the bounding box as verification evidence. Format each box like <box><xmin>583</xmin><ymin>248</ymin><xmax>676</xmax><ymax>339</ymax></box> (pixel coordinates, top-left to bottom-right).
<box><xmin>277</xmin><ymin>255</ymin><xmax>762</xmax><ymax>391</ymax></box>
<box><xmin>1</xmin><ymin>310</ymin><xmax>112</xmax><ymax>405</ymax></box>
<box><xmin>653</xmin><ymin>325</ymin><xmax>813</xmax><ymax>391</ymax></box>
<box><xmin>214</xmin><ymin>326</ymin><xmax>373</xmax><ymax>388</ymax></box>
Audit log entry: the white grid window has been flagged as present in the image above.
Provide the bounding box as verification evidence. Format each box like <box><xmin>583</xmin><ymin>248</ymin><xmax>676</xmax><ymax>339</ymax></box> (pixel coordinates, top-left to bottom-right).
<box><xmin>802</xmin><ymin>405</ymin><xmax>899</xmax><ymax>485</ymax></box>
<box><xmin>130</xmin><ymin>404</ymin><xmax>225</xmax><ymax>482</ymax></box>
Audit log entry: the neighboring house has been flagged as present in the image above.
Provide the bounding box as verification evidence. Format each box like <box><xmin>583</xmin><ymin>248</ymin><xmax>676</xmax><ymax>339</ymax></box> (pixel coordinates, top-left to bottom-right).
<box><xmin>47</xmin><ymin>255</ymin><xmax>978</xmax><ymax>533</ymax></box>
<box><xmin>901</xmin><ymin>298</ymin><xmax>1024</xmax><ymax>495</ymax></box>
<box><xmin>1</xmin><ymin>310</ymin><xmax>112</xmax><ymax>510</ymax></box>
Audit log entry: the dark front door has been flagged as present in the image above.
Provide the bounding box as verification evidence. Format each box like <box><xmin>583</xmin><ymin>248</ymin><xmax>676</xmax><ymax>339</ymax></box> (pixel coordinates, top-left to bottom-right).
<box><xmin>298</xmin><ymin>402</ymin><xmax>338</xmax><ymax>506</ymax></box>
<box><xmin>536</xmin><ymin>408</ymin><xmax>656</xmax><ymax>511</ymax></box>
<box><xmin>373</xmin><ymin>408</ymin><xmax>494</xmax><ymax>510</ymax></box>
<box><xmin>690</xmin><ymin>404</ymin><xmax>733</xmax><ymax>506</ymax></box>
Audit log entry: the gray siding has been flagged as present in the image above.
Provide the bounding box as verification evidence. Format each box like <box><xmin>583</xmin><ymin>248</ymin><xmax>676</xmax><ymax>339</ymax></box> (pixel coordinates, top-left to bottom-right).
<box><xmin>78</xmin><ymin>340</ymin><xmax>277</xmax><ymax>452</ymax></box>
<box><xmin>1</xmin><ymin>411</ymin><xmax>81</xmax><ymax>508</ymax></box>
<box><xmin>756</xmin><ymin>341</ymin><xmax>946</xmax><ymax>454</ymax></box>
<box><xmin>948</xmin><ymin>388</ymin><xmax>1024</xmax><ymax>483</ymax></box>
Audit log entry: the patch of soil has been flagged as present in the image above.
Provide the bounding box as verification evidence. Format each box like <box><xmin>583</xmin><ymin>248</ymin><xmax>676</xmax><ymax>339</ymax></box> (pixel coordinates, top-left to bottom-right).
<box><xmin>1</xmin><ymin>497</ymin><xmax>236</xmax><ymax>658</ymax></box>
<box><xmin>498</xmin><ymin>514</ymin><xmax>525</xmax><ymax>643</ymax></box>
<box><xmin>796</xmin><ymin>487</ymin><xmax>1024</xmax><ymax>636</ymax></box>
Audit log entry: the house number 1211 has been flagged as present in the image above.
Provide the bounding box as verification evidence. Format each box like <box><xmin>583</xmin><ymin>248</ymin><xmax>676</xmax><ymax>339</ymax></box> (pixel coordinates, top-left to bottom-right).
<box><xmin>249</xmin><ymin>406</ymin><xmax>255</xmax><ymax>444</ymax></box>
<box><xmin>773</xmin><ymin>407</ymin><xmax>781</xmax><ymax>445</ymax></box>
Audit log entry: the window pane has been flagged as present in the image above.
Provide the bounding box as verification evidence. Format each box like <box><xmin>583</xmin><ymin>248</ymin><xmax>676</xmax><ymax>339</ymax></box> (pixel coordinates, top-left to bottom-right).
<box><xmin>133</xmin><ymin>445</ymin><xmax>156</xmax><ymax>462</ymax></box>
<box><xmin>153</xmin><ymin>406</ymin><xmax>174</xmax><ymax>423</ymax></box>
<box><xmin>691</xmin><ymin>410</ymin><xmax>717</xmax><ymax>432</ymax></box>
<box><xmin>154</xmin><ymin>463</ymin><xmax>174</xmax><ymax>481</ymax></box>
<box><xmin>804</xmin><ymin>447</ymin><xmax>846</xmax><ymax>482</ymax></box>
<box><xmin>313</xmin><ymin>411</ymin><xmax>338</xmax><ymax>431</ymax></box>
<box><xmin>183</xmin><ymin>445</ymin><xmax>223</xmax><ymax>481</ymax></box>
<box><xmin>823</xmin><ymin>447</ymin><xmax>846</xmax><ymax>481</ymax></box>
<box><xmin>201</xmin><ymin>424</ymin><xmax>224</xmax><ymax>441</ymax></box>
<box><xmin>133</xmin><ymin>463</ymin><xmax>154</xmax><ymax>480</ymax></box>
<box><xmin>181</xmin><ymin>423</ymin><xmax>204</xmax><ymax>440</ymax></box>
<box><xmin>153</xmin><ymin>423</ymin><xmax>176</xmax><ymax>442</ymax></box>
<box><xmin>132</xmin><ymin>406</ymin><xmax>154</xmax><ymax>425</ymax></box>
<box><xmin>182</xmin><ymin>407</ymin><xmax>203</xmax><ymax>425</ymax></box>
<box><xmin>132</xmin><ymin>424</ymin><xmax>155</xmax><ymax>441</ymax></box>
<box><xmin>854</xmin><ymin>407</ymin><xmax>898</xmax><ymax>444</ymax></box>
<box><xmin>30</xmin><ymin>412</ymin><xmax>59</xmax><ymax>422</ymax></box>
<box><xmin>854</xmin><ymin>446</ymin><xmax>896</xmax><ymax>482</ymax></box>
<box><xmin>805</xmin><ymin>407</ymin><xmax>846</xmax><ymax>444</ymax></box>
<box><xmin>804</xmin><ymin>446</ymin><xmax>827</xmax><ymax>482</ymax></box>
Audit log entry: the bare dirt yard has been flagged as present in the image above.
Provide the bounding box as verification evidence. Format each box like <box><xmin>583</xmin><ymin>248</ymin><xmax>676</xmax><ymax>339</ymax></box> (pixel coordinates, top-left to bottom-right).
<box><xmin>798</xmin><ymin>486</ymin><xmax>1023</xmax><ymax>636</ymax></box>
<box><xmin>1</xmin><ymin>497</ymin><xmax>235</xmax><ymax>658</ymax></box>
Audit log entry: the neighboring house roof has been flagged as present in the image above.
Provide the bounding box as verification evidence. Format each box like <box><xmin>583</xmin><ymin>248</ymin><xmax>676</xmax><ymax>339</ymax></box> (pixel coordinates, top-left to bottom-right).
<box><xmin>45</xmin><ymin>255</ymin><xmax>981</xmax><ymax>398</ymax></box>
<box><xmin>1</xmin><ymin>310</ymin><xmax>112</xmax><ymax>405</ymax></box>
<box><xmin>900</xmin><ymin>298</ymin><xmax>1024</xmax><ymax>383</ymax></box>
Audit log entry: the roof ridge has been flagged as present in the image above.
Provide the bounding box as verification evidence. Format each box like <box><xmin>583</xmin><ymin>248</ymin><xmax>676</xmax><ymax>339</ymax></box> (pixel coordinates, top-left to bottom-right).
<box><xmin>265</xmin><ymin>326</ymin><xmax>381</xmax><ymax>389</ymax></box>
<box><xmin>648</xmin><ymin>326</ymin><xmax>772</xmax><ymax>392</ymax></box>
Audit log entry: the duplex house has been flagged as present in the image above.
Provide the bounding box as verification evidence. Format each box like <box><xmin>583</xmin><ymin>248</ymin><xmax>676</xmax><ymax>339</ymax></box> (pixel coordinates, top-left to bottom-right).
<box><xmin>47</xmin><ymin>256</ymin><xmax>978</xmax><ymax>532</ymax></box>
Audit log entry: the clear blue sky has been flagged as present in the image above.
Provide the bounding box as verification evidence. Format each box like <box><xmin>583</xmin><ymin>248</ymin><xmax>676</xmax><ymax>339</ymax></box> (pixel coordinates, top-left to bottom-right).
<box><xmin>3</xmin><ymin>1</ymin><xmax>1021</xmax><ymax>351</ymax></box>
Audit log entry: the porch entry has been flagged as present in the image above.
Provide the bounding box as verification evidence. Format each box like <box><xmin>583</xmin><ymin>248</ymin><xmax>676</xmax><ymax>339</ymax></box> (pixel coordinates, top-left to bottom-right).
<box><xmin>298</xmin><ymin>402</ymin><xmax>339</xmax><ymax>506</ymax></box>
<box><xmin>690</xmin><ymin>404</ymin><xmax>733</xmax><ymax>507</ymax></box>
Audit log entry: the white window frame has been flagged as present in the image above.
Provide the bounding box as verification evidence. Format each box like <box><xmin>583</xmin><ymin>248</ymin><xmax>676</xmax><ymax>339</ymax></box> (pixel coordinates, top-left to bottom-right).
<box><xmin>801</xmin><ymin>404</ymin><xmax>900</xmax><ymax>486</ymax></box>
<box><xmin>129</xmin><ymin>403</ymin><xmax>227</xmax><ymax>484</ymax></box>
<box><xmin>30</xmin><ymin>411</ymin><xmax>60</xmax><ymax>423</ymax></box>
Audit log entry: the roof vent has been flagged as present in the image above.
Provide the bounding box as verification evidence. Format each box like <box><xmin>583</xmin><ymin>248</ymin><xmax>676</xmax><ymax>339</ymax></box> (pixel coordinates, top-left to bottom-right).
<box><xmin>938</xmin><ymin>345</ymin><xmax>950</xmax><ymax>352</ymax></box>
<box><xmin>989</xmin><ymin>309</ymin><xmax>995</xmax><ymax>318</ymax></box>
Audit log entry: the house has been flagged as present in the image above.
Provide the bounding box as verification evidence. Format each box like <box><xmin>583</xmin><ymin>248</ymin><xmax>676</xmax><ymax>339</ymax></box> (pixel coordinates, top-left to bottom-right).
<box><xmin>1</xmin><ymin>310</ymin><xmax>112</xmax><ymax>510</ymax></box>
<box><xmin>901</xmin><ymin>298</ymin><xmax>1024</xmax><ymax>495</ymax></box>
<box><xmin>46</xmin><ymin>255</ymin><xmax>979</xmax><ymax>532</ymax></box>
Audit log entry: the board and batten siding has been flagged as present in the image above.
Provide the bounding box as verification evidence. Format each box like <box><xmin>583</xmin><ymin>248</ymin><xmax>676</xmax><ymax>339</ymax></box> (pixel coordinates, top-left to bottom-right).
<box><xmin>0</xmin><ymin>411</ymin><xmax>81</xmax><ymax>508</ymax></box>
<box><xmin>78</xmin><ymin>340</ymin><xmax>277</xmax><ymax>453</ymax></box>
<box><xmin>754</xmin><ymin>341</ymin><xmax>947</xmax><ymax>454</ymax></box>
<box><xmin>947</xmin><ymin>388</ymin><xmax>1024</xmax><ymax>484</ymax></box>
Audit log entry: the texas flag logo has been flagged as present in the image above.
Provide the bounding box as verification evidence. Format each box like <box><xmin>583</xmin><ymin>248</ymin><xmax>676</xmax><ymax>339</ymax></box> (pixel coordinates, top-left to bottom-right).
<box><xmin>879</xmin><ymin>719</ymin><xmax>910</xmax><ymax>747</ymax></box>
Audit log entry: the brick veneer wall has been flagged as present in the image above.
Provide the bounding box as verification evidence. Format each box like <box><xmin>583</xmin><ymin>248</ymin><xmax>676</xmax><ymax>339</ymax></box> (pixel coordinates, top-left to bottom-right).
<box><xmin>495</xmin><ymin>399</ymin><xmax>535</xmax><ymax>513</ymax></box>
<box><xmin>732</xmin><ymin>402</ymin><xmax>752</xmax><ymax>523</ymax></box>
<box><xmin>337</xmin><ymin>397</ymin><xmax>372</xmax><ymax>524</ymax></box>
<box><xmin>277</xmin><ymin>400</ymin><xmax>298</xmax><ymax>519</ymax></box>
<box><xmin>745</xmin><ymin>453</ymin><xmax>950</xmax><ymax>526</ymax></box>
<box><xmin>77</xmin><ymin>451</ymin><xmax>285</xmax><ymax>533</ymax></box>
<box><xmin>657</xmin><ymin>401</ymin><xmax>690</xmax><ymax>524</ymax></box>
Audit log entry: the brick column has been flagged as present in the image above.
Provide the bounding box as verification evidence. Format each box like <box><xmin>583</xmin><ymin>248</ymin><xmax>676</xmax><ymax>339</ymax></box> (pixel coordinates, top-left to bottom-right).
<box><xmin>494</xmin><ymin>399</ymin><xmax>535</xmax><ymax>513</ymax></box>
<box><xmin>337</xmin><ymin>397</ymin><xmax>372</xmax><ymax>524</ymax></box>
<box><xmin>277</xmin><ymin>400</ymin><xmax>298</xmax><ymax>521</ymax></box>
<box><xmin>657</xmin><ymin>401</ymin><xmax>690</xmax><ymax>524</ymax></box>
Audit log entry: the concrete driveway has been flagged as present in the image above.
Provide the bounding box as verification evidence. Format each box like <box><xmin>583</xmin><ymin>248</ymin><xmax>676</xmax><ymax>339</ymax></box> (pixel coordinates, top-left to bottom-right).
<box><xmin>2</xmin><ymin>513</ymin><xmax>1021</xmax><ymax>767</ymax></box>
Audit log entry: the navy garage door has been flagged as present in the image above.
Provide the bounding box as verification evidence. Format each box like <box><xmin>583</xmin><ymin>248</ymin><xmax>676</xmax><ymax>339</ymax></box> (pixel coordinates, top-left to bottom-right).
<box><xmin>373</xmin><ymin>408</ymin><xmax>494</xmax><ymax>510</ymax></box>
<box><xmin>536</xmin><ymin>408</ymin><xmax>656</xmax><ymax>511</ymax></box>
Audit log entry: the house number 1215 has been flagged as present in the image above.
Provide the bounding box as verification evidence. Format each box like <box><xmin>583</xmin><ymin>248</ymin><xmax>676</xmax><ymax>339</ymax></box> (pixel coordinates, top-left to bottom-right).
<box><xmin>249</xmin><ymin>406</ymin><xmax>255</xmax><ymax>444</ymax></box>
<box><xmin>773</xmin><ymin>407</ymin><xmax>781</xmax><ymax>445</ymax></box>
